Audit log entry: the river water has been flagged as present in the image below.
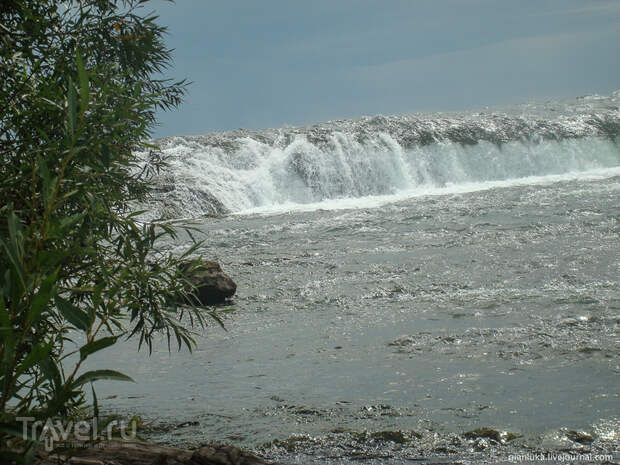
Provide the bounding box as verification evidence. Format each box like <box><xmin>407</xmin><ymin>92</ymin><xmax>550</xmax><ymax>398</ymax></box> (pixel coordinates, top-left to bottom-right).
<box><xmin>90</xmin><ymin>95</ymin><xmax>620</xmax><ymax>464</ymax></box>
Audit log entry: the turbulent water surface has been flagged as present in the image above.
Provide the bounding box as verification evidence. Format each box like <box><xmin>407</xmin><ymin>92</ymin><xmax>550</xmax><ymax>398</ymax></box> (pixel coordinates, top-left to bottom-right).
<box><xmin>92</xmin><ymin>94</ymin><xmax>619</xmax><ymax>464</ymax></box>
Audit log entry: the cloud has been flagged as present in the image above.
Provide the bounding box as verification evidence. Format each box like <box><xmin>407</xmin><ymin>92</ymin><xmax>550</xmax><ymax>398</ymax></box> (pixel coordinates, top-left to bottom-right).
<box><xmin>152</xmin><ymin>0</ymin><xmax>620</xmax><ymax>136</ymax></box>
<box><xmin>340</xmin><ymin>24</ymin><xmax>619</xmax><ymax>114</ymax></box>
<box><xmin>540</xmin><ymin>0</ymin><xmax>620</xmax><ymax>16</ymax></box>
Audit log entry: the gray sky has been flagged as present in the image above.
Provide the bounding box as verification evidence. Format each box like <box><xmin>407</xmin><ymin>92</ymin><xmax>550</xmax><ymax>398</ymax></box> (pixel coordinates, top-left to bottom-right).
<box><xmin>150</xmin><ymin>0</ymin><xmax>620</xmax><ymax>138</ymax></box>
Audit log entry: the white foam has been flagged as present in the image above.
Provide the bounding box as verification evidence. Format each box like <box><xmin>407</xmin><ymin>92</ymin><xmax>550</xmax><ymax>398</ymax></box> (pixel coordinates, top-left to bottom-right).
<box><xmin>234</xmin><ymin>166</ymin><xmax>620</xmax><ymax>216</ymax></box>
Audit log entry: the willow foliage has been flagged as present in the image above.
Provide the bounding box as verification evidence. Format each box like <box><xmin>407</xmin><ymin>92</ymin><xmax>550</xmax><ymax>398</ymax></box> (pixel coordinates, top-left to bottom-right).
<box><xmin>0</xmin><ymin>1</ymin><xmax>213</xmax><ymax>461</ymax></box>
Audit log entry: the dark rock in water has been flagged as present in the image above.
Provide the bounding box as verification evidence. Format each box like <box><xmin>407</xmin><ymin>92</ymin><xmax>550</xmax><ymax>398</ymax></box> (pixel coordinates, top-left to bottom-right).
<box><xmin>35</xmin><ymin>439</ymin><xmax>279</xmax><ymax>465</ymax></box>
<box><xmin>368</xmin><ymin>430</ymin><xmax>412</xmax><ymax>444</ymax></box>
<box><xmin>463</xmin><ymin>428</ymin><xmax>519</xmax><ymax>444</ymax></box>
<box><xmin>181</xmin><ymin>260</ymin><xmax>237</xmax><ymax>305</ymax></box>
<box><xmin>565</xmin><ymin>430</ymin><xmax>595</xmax><ymax>445</ymax></box>
<box><xmin>177</xmin><ymin>420</ymin><xmax>200</xmax><ymax>428</ymax></box>
<box><xmin>192</xmin><ymin>444</ymin><xmax>273</xmax><ymax>465</ymax></box>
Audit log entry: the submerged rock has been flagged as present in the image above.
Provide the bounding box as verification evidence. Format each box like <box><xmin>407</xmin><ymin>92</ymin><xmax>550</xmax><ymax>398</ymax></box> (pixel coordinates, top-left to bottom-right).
<box><xmin>181</xmin><ymin>260</ymin><xmax>237</xmax><ymax>305</ymax></box>
<box><xmin>463</xmin><ymin>428</ymin><xmax>520</xmax><ymax>444</ymax></box>
<box><xmin>368</xmin><ymin>430</ymin><xmax>413</xmax><ymax>444</ymax></box>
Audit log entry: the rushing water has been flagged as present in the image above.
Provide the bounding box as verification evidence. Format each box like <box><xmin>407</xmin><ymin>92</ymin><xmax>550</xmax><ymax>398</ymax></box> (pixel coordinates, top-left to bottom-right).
<box><xmin>90</xmin><ymin>94</ymin><xmax>620</xmax><ymax>464</ymax></box>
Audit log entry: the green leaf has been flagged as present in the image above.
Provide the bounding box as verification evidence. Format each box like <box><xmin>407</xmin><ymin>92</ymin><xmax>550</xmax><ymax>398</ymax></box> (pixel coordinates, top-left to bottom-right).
<box><xmin>38</xmin><ymin>156</ymin><xmax>57</xmax><ymax>209</ymax></box>
<box><xmin>133</xmin><ymin>81</ymin><xmax>142</xmax><ymax>97</ymax></box>
<box><xmin>0</xmin><ymin>297</ymin><xmax>15</xmax><ymax>360</ymax></box>
<box><xmin>39</xmin><ymin>357</ymin><xmax>61</xmax><ymax>390</ymax></box>
<box><xmin>67</xmin><ymin>77</ymin><xmax>77</xmax><ymax>134</ymax></box>
<box><xmin>76</xmin><ymin>49</ymin><xmax>89</xmax><ymax>111</ymax></box>
<box><xmin>15</xmin><ymin>342</ymin><xmax>52</xmax><ymax>377</ymax></box>
<box><xmin>101</xmin><ymin>143</ymin><xmax>110</xmax><ymax>167</ymax></box>
<box><xmin>126</xmin><ymin>209</ymin><xmax>148</xmax><ymax>218</ymax></box>
<box><xmin>37</xmin><ymin>155</ymin><xmax>50</xmax><ymax>188</ymax></box>
<box><xmin>91</xmin><ymin>383</ymin><xmax>99</xmax><ymax>418</ymax></box>
<box><xmin>1</xmin><ymin>211</ymin><xmax>25</xmax><ymax>290</ymax></box>
<box><xmin>55</xmin><ymin>295</ymin><xmax>91</xmax><ymax>331</ymax></box>
<box><xmin>72</xmin><ymin>369</ymin><xmax>134</xmax><ymax>388</ymax></box>
<box><xmin>92</xmin><ymin>280</ymin><xmax>106</xmax><ymax>309</ymax></box>
<box><xmin>79</xmin><ymin>336</ymin><xmax>118</xmax><ymax>360</ymax></box>
<box><xmin>180</xmin><ymin>240</ymin><xmax>204</xmax><ymax>259</ymax></box>
<box><xmin>59</xmin><ymin>212</ymin><xmax>85</xmax><ymax>231</ymax></box>
<box><xmin>60</xmin><ymin>189</ymin><xmax>78</xmax><ymax>201</ymax></box>
<box><xmin>38</xmin><ymin>248</ymin><xmax>72</xmax><ymax>267</ymax></box>
<box><xmin>28</xmin><ymin>271</ymin><xmax>58</xmax><ymax>325</ymax></box>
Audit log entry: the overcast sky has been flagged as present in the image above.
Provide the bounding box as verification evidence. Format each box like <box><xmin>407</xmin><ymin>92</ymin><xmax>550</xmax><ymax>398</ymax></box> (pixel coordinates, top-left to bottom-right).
<box><xmin>149</xmin><ymin>0</ymin><xmax>620</xmax><ymax>138</ymax></box>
